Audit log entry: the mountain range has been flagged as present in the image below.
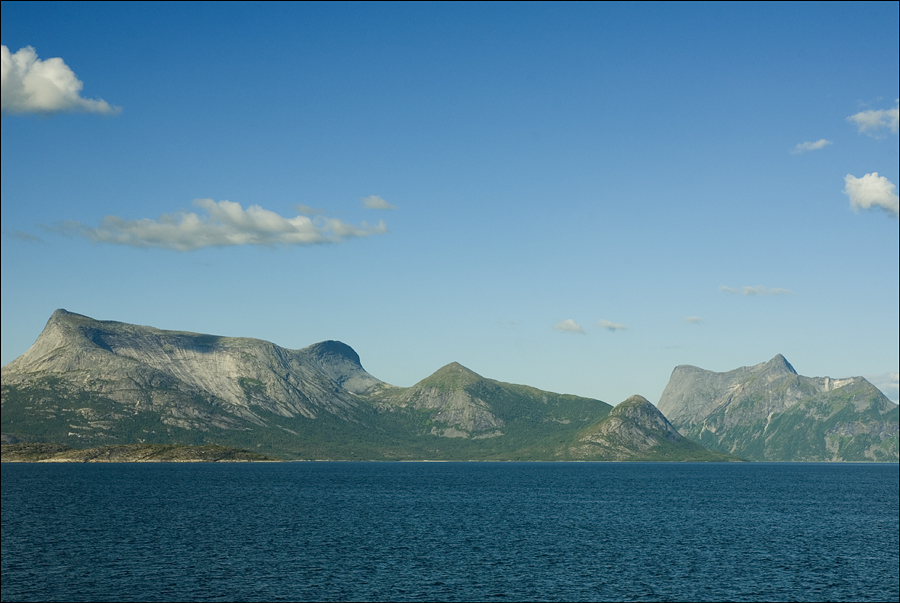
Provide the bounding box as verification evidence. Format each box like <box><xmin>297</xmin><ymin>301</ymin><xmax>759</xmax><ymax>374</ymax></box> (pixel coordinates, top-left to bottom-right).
<box><xmin>1</xmin><ymin>310</ymin><xmax>725</xmax><ymax>461</ymax></box>
<box><xmin>2</xmin><ymin>310</ymin><xmax>896</xmax><ymax>461</ymax></box>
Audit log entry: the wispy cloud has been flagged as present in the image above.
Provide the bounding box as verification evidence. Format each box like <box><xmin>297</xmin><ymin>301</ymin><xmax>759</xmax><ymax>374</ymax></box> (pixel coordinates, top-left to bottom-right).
<box><xmin>843</xmin><ymin>173</ymin><xmax>899</xmax><ymax>218</ymax></box>
<box><xmin>720</xmin><ymin>285</ymin><xmax>793</xmax><ymax>296</ymax></box>
<box><xmin>597</xmin><ymin>319</ymin><xmax>627</xmax><ymax>332</ymax></box>
<box><xmin>7</xmin><ymin>230</ymin><xmax>43</xmax><ymax>243</ymax></box>
<box><xmin>866</xmin><ymin>371</ymin><xmax>899</xmax><ymax>402</ymax></box>
<box><xmin>61</xmin><ymin>199</ymin><xmax>388</xmax><ymax>251</ymax></box>
<box><xmin>294</xmin><ymin>204</ymin><xmax>330</xmax><ymax>216</ymax></box>
<box><xmin>361</xmin><ymin>195</ymin><xmax>397</xmax><ymax>210</ymax></box>
<box><xmin>790</xmin><ymin>139</ymin><xmax>832</xmax><ymax>155</ymax></box>
<box><xmin>847</xmin><ymin>100</ymin><xmax>899</xmax><ymax>137</ymax></box>
<box><xmin>553</xmin><ymin>319</ymin><xmax>585</xmax><ymax>334</ymax></box>
<box><xmin>1</xmin><ymin>45</ymin><xmax>120</xmax><ymax>115</ymax></box>
<box><xmin>684</xmin><ymin>316</ymin><xmax>703</xmax><ymax>324</ymax></box>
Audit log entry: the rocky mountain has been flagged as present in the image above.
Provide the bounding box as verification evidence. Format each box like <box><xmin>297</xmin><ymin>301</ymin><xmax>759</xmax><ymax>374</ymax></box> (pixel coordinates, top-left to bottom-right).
<box><xmin>561</xmin><ymin>395</ymin><xmax>734</xmax><ymax>461</ymax></box>
<box><xmin>1</xmin><ymin>310</ymin><xmax>731</xmax><ymax>461</ymax></box>
<box><xmin>374</xmin><ymin>362</ymin><xmax>507</xmax><ymax>438</ymax></box>
<box><xmin>2</xmin><ymin>309</ymin><xmax>383</xmax><ymax>426</ymax></box>
<box><xmin>657</xmin><ymin>355</ymin><xmax>899</xmax><ymax>462</ymax></box>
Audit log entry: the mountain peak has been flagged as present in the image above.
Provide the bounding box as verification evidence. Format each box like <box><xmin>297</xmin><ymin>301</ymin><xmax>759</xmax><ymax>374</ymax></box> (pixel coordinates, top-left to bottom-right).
<box><xmin>609</xmin><ymin>395</ymin><xmax>666</xmax><ymax>421</ymax></box>
<box><xmin>299</xmin><ymin>340</ymin><xmax>382</xmax><ymax>395</ymax></box>
<box><xmin>416</xmin><ymin>362</ymin><xmax>484</xmax><ymax>391</ymax></box>
<box><xmin>619</xmin><ymin>394</ymin><xmax>652</xmax><ymax>407</ymax></box>
<box><xmin>762</xmin><ymin>354</ymin><xmax>797</xmax><ymax>375</ymax></box>
<box><xmin>302</xmin><ymin>340</ymin><xmax>362</xmax><ymax>367</ymax></box>
<box><xmin>569</xmin><ymin>394</ymin><xmax>726</xmax><ymax>460</ymax></box>
<box><xmin>45</xmin><ymin>308</ymin><xmax>85</xmax><ymax>332</ymax></box>
<box><xmin>656</xmin><ymin>355</ymin><xmax>897</xmax><ymax>461</ymax></box>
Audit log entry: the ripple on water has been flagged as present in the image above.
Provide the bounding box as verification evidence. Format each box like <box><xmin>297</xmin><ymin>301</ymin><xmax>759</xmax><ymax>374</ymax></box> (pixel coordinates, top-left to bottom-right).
<box><xmin>2</xmin><ymin>462</ymin><xmax>898</xmax><ymax>602</ymax></box>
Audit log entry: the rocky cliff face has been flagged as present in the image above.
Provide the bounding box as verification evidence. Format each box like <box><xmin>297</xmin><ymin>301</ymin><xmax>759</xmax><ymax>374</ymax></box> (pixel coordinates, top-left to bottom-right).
<box><xmin>1</xmin><ymin>309</ymin><xmax>385</xmax><ymax>438</ymax></box>
<box><xmin>656</xmin><ymin>355</ymin><xmax>898</xmax><ymax>461</ymax></box>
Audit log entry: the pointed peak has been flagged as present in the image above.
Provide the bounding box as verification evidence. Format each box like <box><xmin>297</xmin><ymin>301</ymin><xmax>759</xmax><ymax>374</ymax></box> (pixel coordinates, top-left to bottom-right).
<box><xmin>416</xmin><ymin>362</ymin><xmax>485</xmax><ymax>391</ymax></box>
<box><xmin>436</xmin><ymin>361</ymin><xmax>480</xmax><ymax>375</ymax></box>
<box><xmin>763</xmin><ymin>354</ymin><xmax>797</xmax><ymax>375</ymax></box>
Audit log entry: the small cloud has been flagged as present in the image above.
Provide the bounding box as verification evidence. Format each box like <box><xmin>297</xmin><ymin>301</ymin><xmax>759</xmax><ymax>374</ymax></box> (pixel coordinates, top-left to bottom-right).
<box><xmin>8</xmin><ymin>230</ymin><xmax>43</xmax><ymax>243</ymax></box>
<box><xmin>61</xmin><ymin>199</ymin><xmax>388</xmax><ymax>251</ymax></box>
<box><xmin>294</xmin><ymin>204</ymin><xmax>330</xmax><ymax>216</ymax></box>
<box><xmin>866</xmin><ymin>371</ymin><xmax>899</xmax><ymax>402</ymax></box>
<box><xmin>720</xmin><ymin>285</ymin><xmax>793</xmax><ymax>296</ymax></box>
<box><xmin>553</xmin><ymin>319</ymin><xmax>585</xmax><ymax>334</ymax></box>
<box><xmin>361</xmin><ymin>195</ymin><xmax>397</xmax><ymax>210</ymax></box>
<box><xmin>847</xmin><ymin>100</ymin><xmax>899</xmax><ymax>137</ymax></box>
<box><xmin>684</xmin><ymin>316</ymin><xmax>703</xmax><ymax>324</ymax></box>
<box><xmin>1</xmin><ymin>45</ymin><xmax>120</xmax><ymax>115</ymax></box>
<box><xmin>843</xmin><ymin>173</ymin><xmax>899</xmax><ymax>218</ymax></box>
<box><xmin>597</xmin><ymin>319</ymin><xmax>627</xmax><ymax>332</ymax></box>
<box><xmin>790</xmin><ymin>139</ymin><xmax>832</xmax><ymax>155</ymax></box>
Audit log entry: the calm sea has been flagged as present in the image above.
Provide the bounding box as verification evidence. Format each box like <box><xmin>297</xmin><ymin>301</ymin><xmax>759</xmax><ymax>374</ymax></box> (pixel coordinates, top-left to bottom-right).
<box><xmin>2</xmin><ymin>462</ymin><xmax>897</xmax><ymax>602</ymax></box>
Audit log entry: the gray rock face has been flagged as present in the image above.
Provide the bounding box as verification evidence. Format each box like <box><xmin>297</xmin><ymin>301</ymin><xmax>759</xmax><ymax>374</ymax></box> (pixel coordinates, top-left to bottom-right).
<box><xmin>1</xmin><ymin>309</ymin><xmax>385</xmax><ymax>431</ymax></box>
<box><xmin>657</xmin><ymin>354</ymin><xmax>798</xmax><ymax>429</ymax></box>
<box><xmin>656</xmin><ymin>355</ymin><xmax>898</xmax><ymax>461</ymax></box>
<box><xmin>377</xmin><ymin>363</ymin><xmax>505</xmax><ymax>437</ymax></box>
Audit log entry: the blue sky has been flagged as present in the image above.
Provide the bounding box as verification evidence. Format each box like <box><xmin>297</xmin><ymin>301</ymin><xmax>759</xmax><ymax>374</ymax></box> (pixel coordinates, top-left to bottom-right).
<box><xmin>2</xmin><ymin>2</ymin><xmax>898</xmax><ymax>404</ymax></box>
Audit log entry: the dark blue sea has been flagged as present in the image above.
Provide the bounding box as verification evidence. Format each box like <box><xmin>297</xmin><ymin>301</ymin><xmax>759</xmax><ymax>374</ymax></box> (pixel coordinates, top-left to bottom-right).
<box><xmin>2</xmin><ymin>462</ymin><xmax>898</xmax><ymax>602</ymax></box>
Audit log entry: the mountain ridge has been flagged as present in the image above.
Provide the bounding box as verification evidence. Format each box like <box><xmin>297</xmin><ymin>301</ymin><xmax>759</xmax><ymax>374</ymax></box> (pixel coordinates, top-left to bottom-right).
<box><xmin>2</xmin><ymin>310</ymin><xmax>735</xmax><ymax>461</ymax></box>
<box><xmin>657</xmin><ymin>355</ymin><xmax>898</xmax><ymax>461</ymax></box>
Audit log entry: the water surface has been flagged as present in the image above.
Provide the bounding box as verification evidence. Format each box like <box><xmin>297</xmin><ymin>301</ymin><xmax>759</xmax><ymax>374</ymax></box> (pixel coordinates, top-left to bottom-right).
<box><xmin>2</xmin><ymin>462</ymin><xmax>897</xmax><ymax>601</ymax></box>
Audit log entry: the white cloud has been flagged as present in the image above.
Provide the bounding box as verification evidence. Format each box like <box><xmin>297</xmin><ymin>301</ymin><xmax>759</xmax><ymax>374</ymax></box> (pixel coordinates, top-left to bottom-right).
<box><xmin>791</xmin><ymin>139</ymin><xmax>832</xmax><ymax>155</ymax></box>
<box><xmin>684</xmin><ymin>316</ymin><xmax>703</xmax><ymax>324</ymax></box>
<box><xmin>63</xmin><ymin>199</ymin><xmax>388</xmax><ymax>251</ymax></box>
<box><xmin>866</xmin><ymin>371</ymin><xmax>899</xmax><ymax>402</ymax></box>
<box><xmin>843</xmin><ymin>173</ymin><xmax>899</xmax><ymax>218</ymax></box>
<box><xmin>720</xmin><ymin>285</ymin><xmax>793</xmax><ymax>296</ymax></box>
<box><xmin>553</xmin><ymin>319</ymin><xmax>585</xmax><ymax>334</ymax></box>
<box><xmin>361</xmin><ymin>195</ymin><xmax>397</xmax><ymax>210</ymax></box>
<box><xmin>847</xmin><ymin>100</ymin><xmax>899</xmax><ymax>137</ymax></box>
<box><xmin>597</xmin><ymin>319</ymin><xmax>627</xmax><ymax>331</ymax></box>
<box><xmin>1</xmin><ymin>45</ymin><xmax>120</xmax><ymax>115</ymax></box>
